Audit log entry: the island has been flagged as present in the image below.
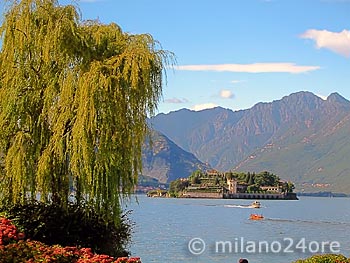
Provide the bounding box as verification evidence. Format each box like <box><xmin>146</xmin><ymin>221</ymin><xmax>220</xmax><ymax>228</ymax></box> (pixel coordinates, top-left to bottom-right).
<box><xmin>147</xmin><ymin>170</ymin><xmax>298</xmax><ymax>200</ymax></box>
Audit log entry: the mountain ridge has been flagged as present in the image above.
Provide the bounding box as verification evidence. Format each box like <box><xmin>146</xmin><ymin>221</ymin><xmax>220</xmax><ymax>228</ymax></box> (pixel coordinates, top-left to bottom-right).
<box><xmin>149</xmin><ymin>91</ymin><xmax>350</xmax><ymax>193</ymax></box>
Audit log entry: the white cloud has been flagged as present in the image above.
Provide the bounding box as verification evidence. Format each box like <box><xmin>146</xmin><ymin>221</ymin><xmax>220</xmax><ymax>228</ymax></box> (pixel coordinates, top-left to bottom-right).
<box><xmin>164</xmin><ymin>97</ymin><xmax>189</xmax><ymax>104</ymax></box>
<box><xmin>174</xmin><ymin>63</ymin><xmax>320</xmax><ymax>74</ymax></box>
<box><xmin>220</xmin><ymin>89</ymin><xmax>234</xmax><ymax>99</ymax></box>
<box><xmin>316</xmin><ymin>94</ymin><xmax>327</xmax><ymax>100</ymax></box>
<box><xmin>191</xmin><ymin>103</ymin><xmax>218</xmax><ymax>111</ymax></box>
<box><xmin>230</xmin><ymin>80</ymin><xmax>244</xmax><ymax>84</ymax></box>
<box><xmin>321</xmin><ymin>0</ymin><xmax>350</xmax><ymax>2</ymax></box>
<box><xmin>300</xmin><ymin>29</ymin><xmax>350</xmax><ymax>57</ymax></box>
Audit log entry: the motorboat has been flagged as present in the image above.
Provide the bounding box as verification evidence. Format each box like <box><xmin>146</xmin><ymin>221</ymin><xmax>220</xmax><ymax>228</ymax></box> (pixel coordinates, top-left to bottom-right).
<box><xmin>251</xmin><ymin>200</ymin><xmax>261</xmax><ymax>208</ymax></box>
<box><xmin>250</xmin><ymin>214</ymin><xmax>264</xmax><ymax>220</ymax></box>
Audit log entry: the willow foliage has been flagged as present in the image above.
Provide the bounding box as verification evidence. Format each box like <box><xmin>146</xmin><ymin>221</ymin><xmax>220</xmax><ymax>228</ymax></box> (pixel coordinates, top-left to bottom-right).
<box><xmin>0</xmin><ymin>0</ymin><xmax>172</xmax><ymax>223</ymax></box>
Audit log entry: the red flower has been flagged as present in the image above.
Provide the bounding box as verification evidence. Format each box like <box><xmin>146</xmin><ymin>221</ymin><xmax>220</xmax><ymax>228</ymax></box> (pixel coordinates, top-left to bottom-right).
<box><xmin>0</xmin><ymin>217</ymin><xmax>142</xmax><ymax>263</ymax></box>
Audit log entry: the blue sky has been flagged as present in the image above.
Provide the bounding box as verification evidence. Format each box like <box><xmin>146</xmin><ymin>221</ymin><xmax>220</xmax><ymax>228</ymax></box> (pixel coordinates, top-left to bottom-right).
<box><xmin>7</xmin><ymin>0</ymin><xmax>350</xmax><ymax>113</ymax></box>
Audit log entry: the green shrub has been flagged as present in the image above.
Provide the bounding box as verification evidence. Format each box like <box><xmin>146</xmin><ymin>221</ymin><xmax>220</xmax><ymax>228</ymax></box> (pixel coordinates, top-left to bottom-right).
<box><xmin>0</xmin><ymin>202</ymin><xmax>133</xmax><ymax>258</ymax></box>
<box><xmin>294</xmin><ymin>254</ymin><xmax>350</xmax><ymax>263</ymax></box>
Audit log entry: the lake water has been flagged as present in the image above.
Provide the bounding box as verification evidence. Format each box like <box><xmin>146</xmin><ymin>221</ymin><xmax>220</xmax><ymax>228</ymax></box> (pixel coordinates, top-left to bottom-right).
<box><xmin>124</xmin><ymin>195</ymin><xmax>350</xmax><ymax>263</ymax></box>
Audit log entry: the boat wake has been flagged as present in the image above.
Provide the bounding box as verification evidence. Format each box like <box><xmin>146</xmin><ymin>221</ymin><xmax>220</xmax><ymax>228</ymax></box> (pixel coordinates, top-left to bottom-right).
<box><xmin>224</xmin><ymin>204</ymin><xmax>258</xmax><ymax>209</ymax></box>
<box><xmin>265</xmin><ymin>218</ymin><xmax>350</xmax><ymax>226</ymax></box>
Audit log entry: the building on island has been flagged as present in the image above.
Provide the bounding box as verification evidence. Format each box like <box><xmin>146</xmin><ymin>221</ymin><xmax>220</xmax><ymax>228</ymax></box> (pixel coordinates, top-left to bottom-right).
<box><xmin>163</xmin><ymin>170</ymin><xmax>298</xmax><ymax>200</ymax></box>
<box><xmin>227</xmin><ymin>179</ymin><xmax>247</xmax><ymax>194</ymax></box>
<box><xmin>182</xmin><ymin>176</ymin><xmax>297</xmax><ymax>200</ymax></box>
<box><xmin>260</xmin><ymin>186</ymin><xmax>282</xmax><ymax>193</ymax></box>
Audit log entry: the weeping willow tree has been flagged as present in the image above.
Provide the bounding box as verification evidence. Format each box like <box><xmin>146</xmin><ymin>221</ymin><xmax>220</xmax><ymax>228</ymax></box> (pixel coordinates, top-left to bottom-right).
<box><xmin>0</xmin><ymin>0</ymin><xmax>172</xmax><ymax>224</ymax></box>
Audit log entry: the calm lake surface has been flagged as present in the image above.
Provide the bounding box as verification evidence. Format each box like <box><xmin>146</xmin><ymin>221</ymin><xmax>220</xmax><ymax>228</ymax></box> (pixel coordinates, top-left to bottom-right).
<box><xmin>124</xmin><ymin>195</ymin><xmax>350</xmax><ymax>263</ymax></box>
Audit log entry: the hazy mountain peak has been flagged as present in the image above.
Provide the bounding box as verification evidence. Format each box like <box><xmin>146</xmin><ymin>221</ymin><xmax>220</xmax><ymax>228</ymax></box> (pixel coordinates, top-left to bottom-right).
<box><xmin>280</xmin><ymin>91</ymin><xmax>322</xmax><ymax>102</ymax></box>
<box><xmin>327</xmin><ymin>92</ymin><xmax>350</xmax><ymax>104</ymax></box>
<box><xmin>142</xmin><ymin>130</ymin><xmax>211</xmax><ymax>183</ymax></box>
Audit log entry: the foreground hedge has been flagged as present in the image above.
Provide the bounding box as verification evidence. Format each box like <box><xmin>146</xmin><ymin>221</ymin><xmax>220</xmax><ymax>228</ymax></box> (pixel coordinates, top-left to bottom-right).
<box><xmin>294</xmin><ymin>254</ymin><xmax>350</xmax><ymax>263</ymax></box>
<box><xmin>0</xmin><ymin>202</ymin><xmax>131</xmax><ymax>257</ymax></box>
<box><xmin>0</xmin><ymin>217</ymin><xmax>141</xmax><ymax>263</ymax></box>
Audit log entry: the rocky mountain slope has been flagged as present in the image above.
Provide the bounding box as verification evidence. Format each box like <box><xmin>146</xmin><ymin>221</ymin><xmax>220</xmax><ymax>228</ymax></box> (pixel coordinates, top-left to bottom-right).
<box><xmin>142</xmin><ymin>130</ymin><xmax>211</xmax><ymax>183</ymax></box>
<box><xmin>149</xmin><ymin>91</ymin><xmax>350</xmax><ymax>192</ymax></box>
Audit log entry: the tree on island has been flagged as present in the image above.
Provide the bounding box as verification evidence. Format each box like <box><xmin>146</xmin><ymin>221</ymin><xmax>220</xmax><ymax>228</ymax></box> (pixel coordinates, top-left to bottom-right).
<box><xmin>169</xmin><ymin>179</ymin><xmax>189</xmax><ymax>196</ymax></box>
<box><xmin>0</xmin><ymin>0</ymin><xmax>172</xmax><ymax>255</ymax></box>
<box><xmin>189</xmin><ymin>170</ymin><xmax>202</xmax><ymax>184</ymax></box>
<box><xmin>281</xmin><ymin>181</ymin><xmax>295</xmax><ymax>194</ymax></box>
<box><xmin>254</xmin><ymin>171</ymin><xmax>280</xmax><ymax>186</ymax></box>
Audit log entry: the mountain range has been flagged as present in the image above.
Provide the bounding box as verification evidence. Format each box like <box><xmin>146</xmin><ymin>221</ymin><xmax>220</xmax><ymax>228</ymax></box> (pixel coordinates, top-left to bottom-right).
<box><xmin>145</xmin><ymin>91</ymin><xmax>350</xmax><ymax>193</ymax></box>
